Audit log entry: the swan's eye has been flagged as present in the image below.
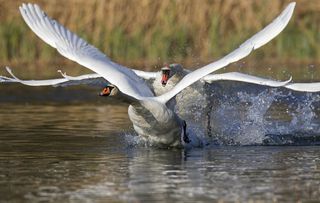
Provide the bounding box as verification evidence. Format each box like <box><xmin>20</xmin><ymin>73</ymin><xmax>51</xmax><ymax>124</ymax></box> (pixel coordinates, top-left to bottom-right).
<box><xmin>99</xmin><ymin>86</ymin><xmax>113</xmax><ymax>96</ymax></box>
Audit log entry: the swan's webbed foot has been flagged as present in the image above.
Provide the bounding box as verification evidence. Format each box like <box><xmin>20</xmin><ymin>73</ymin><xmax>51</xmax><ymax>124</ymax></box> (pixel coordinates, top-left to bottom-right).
<box><xmin>182</xmin><ymin>120</ymin><xmax>190</xmax><ymax>143</ymax></box>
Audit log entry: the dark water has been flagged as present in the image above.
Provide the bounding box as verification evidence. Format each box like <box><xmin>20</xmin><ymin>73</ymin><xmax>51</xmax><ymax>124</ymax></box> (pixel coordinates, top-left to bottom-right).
<box><xmin>0</xmin><ymin>85</ymin><xmax>320</xmax><ymax>202</ymax></box>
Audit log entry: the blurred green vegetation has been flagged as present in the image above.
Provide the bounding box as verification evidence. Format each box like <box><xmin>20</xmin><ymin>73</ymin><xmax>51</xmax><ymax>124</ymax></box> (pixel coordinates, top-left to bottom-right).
<box><xmin>0</xmin><ymin>0</ymin><xmax>320</xmax><ymax>80</ymax></box>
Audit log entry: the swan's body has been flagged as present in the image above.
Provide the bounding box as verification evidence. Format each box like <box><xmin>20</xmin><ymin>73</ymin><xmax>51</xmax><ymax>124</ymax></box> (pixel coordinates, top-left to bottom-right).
<box><xmin>128</xmin><ymin>100</ymin><xmax>185</xmax><ymax>147</ymax></box>
<box><xmin>0</xmin><ymin>3</ymin><xmax>300</xmax><ymax>147</ymax></box>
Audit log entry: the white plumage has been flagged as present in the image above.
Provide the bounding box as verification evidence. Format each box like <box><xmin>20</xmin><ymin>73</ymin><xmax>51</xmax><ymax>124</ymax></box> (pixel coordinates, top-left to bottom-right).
<box><xmin>19</xmin><ymin>3</ymin><xmax>154</xmax><ymax>99</ymax></box>
<box><xmin>0</xmin><ymin>3</ymin><xmax>300</xmax><ymax>147</ymax></box>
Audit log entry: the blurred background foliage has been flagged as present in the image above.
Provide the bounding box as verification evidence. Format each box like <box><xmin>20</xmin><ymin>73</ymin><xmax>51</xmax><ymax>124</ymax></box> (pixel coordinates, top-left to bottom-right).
<box><xmin>0</xmin><ymin>0</ymin><xmax>320</xmax><ymax>80</ymax></box>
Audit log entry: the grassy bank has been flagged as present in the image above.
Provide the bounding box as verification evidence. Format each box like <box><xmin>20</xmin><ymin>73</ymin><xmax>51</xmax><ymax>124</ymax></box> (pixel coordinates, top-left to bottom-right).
<box><xmin>1</xmin><ymin>0</ymin><xmax>320</xmax><ymax>68</ymax></box>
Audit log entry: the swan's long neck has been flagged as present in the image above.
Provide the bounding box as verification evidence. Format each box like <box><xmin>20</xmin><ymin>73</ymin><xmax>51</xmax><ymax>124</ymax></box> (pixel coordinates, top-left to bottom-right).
<box><xmin>127</xmin><ymin>99</ymin><xmax>184</xmax><ymax>147</ymax></box>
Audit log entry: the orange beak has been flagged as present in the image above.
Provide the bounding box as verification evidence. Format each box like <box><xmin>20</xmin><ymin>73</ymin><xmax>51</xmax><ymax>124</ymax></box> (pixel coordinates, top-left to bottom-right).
<box><xmin>99</xmin><ymin>87</ymin><xmax>111</xmax><ymax>96</ymax></box>
<box><xmin>161</xmin><ymin>70</ymin><xmax>170</xmax><ymax>87</ymax></box>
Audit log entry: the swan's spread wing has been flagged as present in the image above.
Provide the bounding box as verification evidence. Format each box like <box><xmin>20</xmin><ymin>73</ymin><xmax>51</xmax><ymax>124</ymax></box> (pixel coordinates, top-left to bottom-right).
<box><xmin>57</xmin><ymin>71</ymin><xmax>101</xmax><ymax>81</ymax></box>
<box><xmin>155</xmin><ymin>2</ymin><xmax>295</xmax><ymax>103</ymax></box>
<box><xmin>284</xmin><ymin>83</ymin><xmax>320</xmax><ymax>92</ymax></box>
<box><xmin>203</xmin><ymin>72</ymin><xmax>320</xmax><ymax>92</ymax></box>
<box><xmin>58</xmin><ymin>69</ymin><xmax>158</xmax><ymax>80</ymax></box>
<box><xmin>0</xmin><ymin>67</ymin><xmax>107</xmax><ymax>87</ymax></box>
<box><xmin>0</xmin><ymin>77</ymin><xmax>17</xmax><ymax>84</ymax></box>
<box><xmin>0</xmin><ymin>67</ymin><xmax>154</xmax><ymax>88</ymax></box>
<box><xmin>5</xmin><ymin>67</ymin><xmax>320</xmax><ymax>92</ymax></box>
<box><xmin>19</xmin><ymin>3</ymin><xmax>153</xmax><ymax>99</ymax></box>
<box><xmin>133</xmin><ymin>70</ymin><xmax>157</xmax><ymax>80</ymax></box>
<box><xmin>202</xmin><ymin>72</ymin><xmax>292</xmax><ymax>87</ymax></box>
<box><xmin>58</xmin><ymin>69</ymin><xmax>158</xmax><ymax>84</ymax></box>
<box><xmin>57</xmin><ymin>71</ymin><xmax>106</xmax><ymax>86</ymax></box>
<box><xmin>2</xmin><ymin>67</ymin><xmax>68</xmax><ymax>86</ymax></box>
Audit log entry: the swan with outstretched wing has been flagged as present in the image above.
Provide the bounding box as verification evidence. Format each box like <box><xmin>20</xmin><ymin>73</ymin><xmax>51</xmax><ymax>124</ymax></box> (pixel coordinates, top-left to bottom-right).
<box><xmin>2</xmin><ymin>3</ymin><xmax>317</xmax><ymax>93</ymax></box>
<box><xmin>1</xmin><ymin>2</ymin><xmax>296</xmax><ymax>147</ymax></box>
<box><xmin>1</xmin><ymin>65</ymin><xmax>293</xmax><ymax>89</ymax></box>
<box><xmin>3</xmin><ymin>64</ymin><xmax>320</xmax><ymax>92</ymax></box>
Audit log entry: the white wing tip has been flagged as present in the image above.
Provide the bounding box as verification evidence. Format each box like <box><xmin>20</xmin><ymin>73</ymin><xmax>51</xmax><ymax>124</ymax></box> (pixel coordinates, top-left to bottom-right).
<box><xmin>279</xmin><ymin>75</ymin><xmax>293</xmax><ymax>86</ymax></box>
<box><xmin>289</xmin><ymin>2</ymin><xmax>296</xmax><ymax>8</ymax></box>
<box><xmin>5</xmin><ymin>66</ymin><xmax>19</xmax><ymax>80</ymax></box>
<box><xmin>57</xmin><ymin>70</ymin><xmax>68</xmax><ymax>78</ymax></box>
<box><xmin>5</xmin><ymin>66</ymin><xmax>13</xmax><ymax>74</ymax></box>
<box><xmin>21</xmin><ymin>3</ymin><xmax>31</xmax><ymax>10</ymax></box>
<box><xmin>285</xmin><ymin>2</ymin><xmax>296</xmax><ymax>17</ymax></box>
<box><xmin>283</xmin><ymin>2</ymin><xmax>296</xmax><ymax>15</ymax></box>
<box><xmin>283</xmin><ymin>2</ymin><xmax>296</xmax><ymax>20</ymax></box>
<box><xmin>251</xmin><ymin>2</ymin><xmax>296</xmax><ymax>50</ymax></box>
<box><xmin>1</xmin><ymin>66</ymin><xmax>18</xmax><ymax>82</ymax></box>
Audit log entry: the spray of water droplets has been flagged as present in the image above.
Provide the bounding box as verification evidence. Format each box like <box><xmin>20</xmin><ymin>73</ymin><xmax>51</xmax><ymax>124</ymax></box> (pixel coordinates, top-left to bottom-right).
<box><xmin>124</xmin><ymin>81</ymin><xmax>320</xmax><ymax>147</ymax></box>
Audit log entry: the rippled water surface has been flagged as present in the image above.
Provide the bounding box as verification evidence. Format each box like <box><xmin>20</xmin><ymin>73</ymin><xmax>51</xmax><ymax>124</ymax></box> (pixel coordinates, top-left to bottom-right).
<box><xmin>0</xmin><ymin>85</ymin><xmax>320</xmax><ymax>202</ymax></box>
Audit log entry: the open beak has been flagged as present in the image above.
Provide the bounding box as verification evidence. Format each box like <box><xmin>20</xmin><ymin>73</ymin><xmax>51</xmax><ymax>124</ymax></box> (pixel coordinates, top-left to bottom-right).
<box><xmin>161</xmin><ymin>70</ymin><xmax>170</xmax><ymax>87</ymax></box>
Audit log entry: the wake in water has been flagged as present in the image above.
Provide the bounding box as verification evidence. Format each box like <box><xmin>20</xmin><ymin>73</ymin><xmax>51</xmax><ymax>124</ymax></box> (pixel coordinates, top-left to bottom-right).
<box><xmin>125</xmin><ymin>81</ymin><xmax>320</xmax><ymax>147</ymax></box>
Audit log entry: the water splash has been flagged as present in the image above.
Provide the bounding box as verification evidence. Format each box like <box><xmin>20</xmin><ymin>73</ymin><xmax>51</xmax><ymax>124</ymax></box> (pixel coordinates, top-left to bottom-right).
<box><xmin>209</xmin><ymin>87</ymin><xmax>278</xmax><ymax>145</ymax></box>
<box><xmin>207</xmin><ymin>82</ymin><xmax>320</xmax><ymax>146</ymax></box>
<box><xmin>287</xmin><ymin>93</ymin><xmax>320</xmax><ymax>132</ymax></box>
<box><xmin>124</xmin><ymin>81</ymin><xmax>320</xmax><ymax>147</ymax></box>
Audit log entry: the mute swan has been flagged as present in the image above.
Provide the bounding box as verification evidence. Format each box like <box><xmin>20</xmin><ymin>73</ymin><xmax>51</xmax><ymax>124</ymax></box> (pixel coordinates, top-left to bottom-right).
<box><xmin>0</xmin><ymin>3</ymin><xmax>297</xmax><ymax>147</ymax></box>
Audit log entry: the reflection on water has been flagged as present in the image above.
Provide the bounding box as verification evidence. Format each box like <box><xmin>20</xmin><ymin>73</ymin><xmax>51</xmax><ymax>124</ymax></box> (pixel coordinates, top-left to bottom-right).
<box><xmin>1</xmin><ymin>111</ymin><xmax>320</xmax><ymax>203</ymax></box>
<box><xmin>0</xmin><ymin>84</ymin><xmax>320</xmax><ymax>202</ymax></box>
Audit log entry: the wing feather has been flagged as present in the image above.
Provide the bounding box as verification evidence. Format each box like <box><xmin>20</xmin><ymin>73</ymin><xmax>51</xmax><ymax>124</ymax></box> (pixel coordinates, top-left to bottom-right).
<box><xmin>155</xmin><ymin>2</ymin><xmax>296</xmax><ymax>103</ymax></box>
<box><xmin>3</xmin><ymin>66</ymin><xmax>69</xmax><ymax>86</ymax></box>
<box><xmin>0</xmin><ymin>67</ymin><xmax>107</xmax><ymax>87</ymax></box>
<box><xmin>19</xmin><ymin>3</ymin><xmax>153</xmax><ymax>99</ymax></box>
<box><xmin>3</xmin><ymin>67</ymin><xmax>320</xmax><ymax>92</ymax></box>
<box><xmin>284</xmin><ymin>83</ymin><xmax>320</xmax><ymax>92</ymax></box>
<box><xmin>203</xmin><ymin>72</ymin><xmax>292</xmax><ymax>87</ymax></box>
